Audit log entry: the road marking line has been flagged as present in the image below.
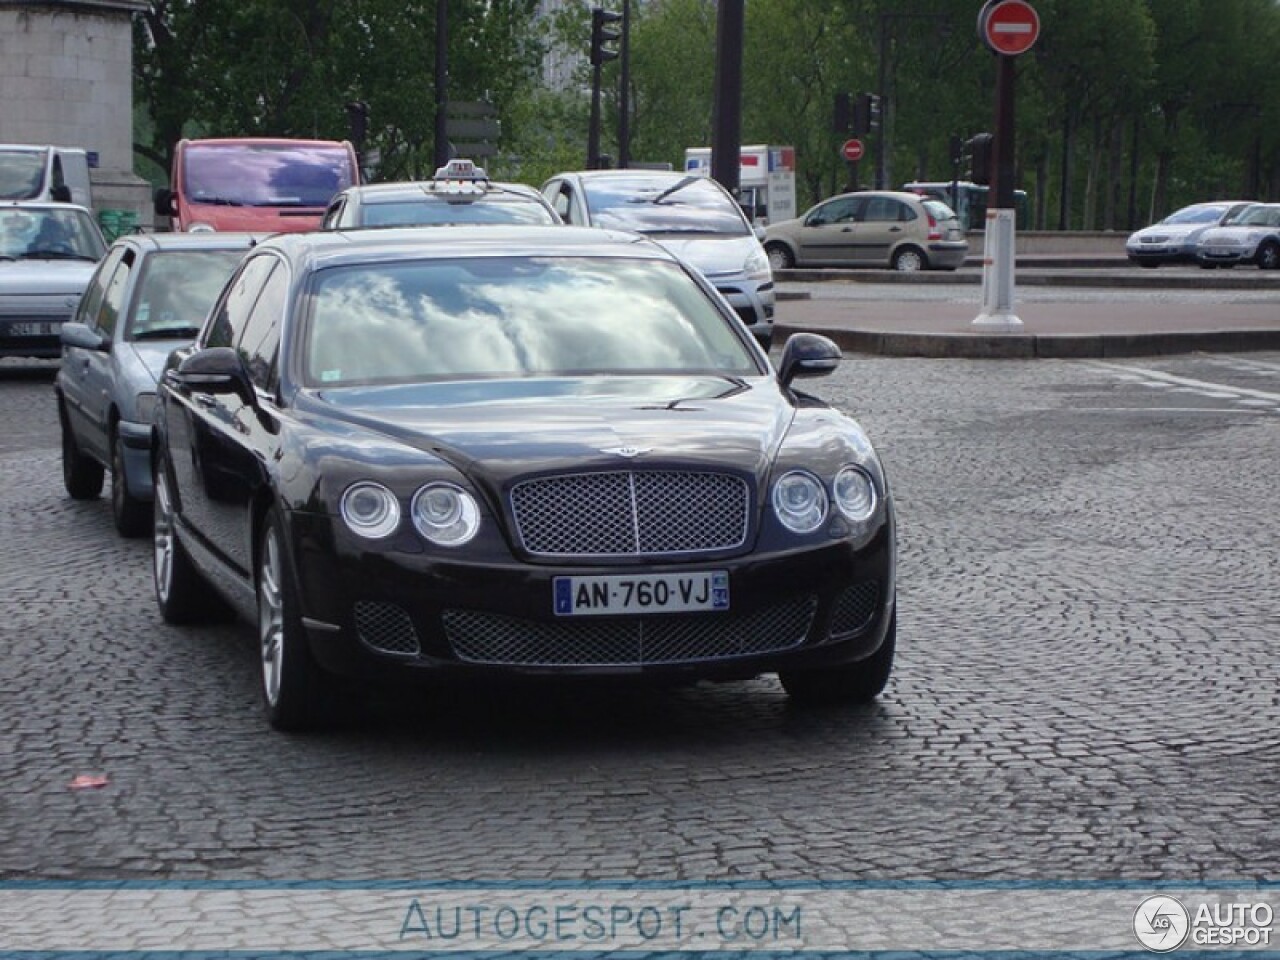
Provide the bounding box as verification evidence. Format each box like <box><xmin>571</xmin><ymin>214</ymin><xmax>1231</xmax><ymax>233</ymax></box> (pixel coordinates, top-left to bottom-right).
<box><xmin>1084</xmin><ymin>360</ymin><xmax>1280</xmax><ymax>404</ymax></box>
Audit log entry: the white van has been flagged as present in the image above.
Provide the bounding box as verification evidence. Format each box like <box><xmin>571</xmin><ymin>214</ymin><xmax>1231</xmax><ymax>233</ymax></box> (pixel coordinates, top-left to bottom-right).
<box><xmin>0</xmin><ymin>144</ymin><xmax>93</xmax><ymax>208</ymax></box>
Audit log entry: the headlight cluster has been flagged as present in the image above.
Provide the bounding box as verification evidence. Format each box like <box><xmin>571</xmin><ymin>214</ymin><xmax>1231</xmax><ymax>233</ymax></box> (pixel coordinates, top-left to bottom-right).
<box><xmin>772</xmin><ymin>466</ymin><xmax>878</xmax><ymax>534</ymax></box>
<box><xmin>744</xmin><ymin>248</ymin><xmax>772</xmax><ymax>281</ymax></box>
<box><xmin>340</xmin><ymin>481</ymin><xmax>480</xmax><ymax>546</ymax></box>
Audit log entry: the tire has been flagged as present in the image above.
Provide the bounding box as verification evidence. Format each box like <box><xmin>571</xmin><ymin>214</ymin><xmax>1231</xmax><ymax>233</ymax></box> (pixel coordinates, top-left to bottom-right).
<box><xmin>258</xmin><ymin>511</ymin><xmax>334</xmax><ymax>731</ymax></box>
<box><xmin>111</xmin><ymin>432</ymin><xmax>151</xmax><ymax>538</ymax></box>
<box><xmin>152</xmin><ymin>457</ymin><xmax>214</xmax><ymax>624</ymax></box>
<box><xmin>1255</xmin><ymin>240</ymin><xmax>1280</xmax><ymax>270</ymax></box>
<box><xmin>60</xmin><ymin>407</ymin><xmax>104</xmax><ymax>500</ymax></box>
<box><xmin>891</xmin><ymin>247</ymin><xmax>925</xmax><ymax>272</ymax></box>
<box><xmin>780</xmin><ymin>610</ymin><xmax>896</xmax><ymax>706</ymax></box>
<box><xmin>765</xmin><ymin>243</ymin><xmax>794</xmax><ymax>271</ymax></box>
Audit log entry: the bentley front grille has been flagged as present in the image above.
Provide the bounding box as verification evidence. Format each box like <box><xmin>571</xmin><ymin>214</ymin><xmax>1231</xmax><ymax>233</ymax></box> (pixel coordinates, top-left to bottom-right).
<box><xmin>510</xmin><ymin>470</ymin><xmax>749</xmax><ymax>558</ymax></box>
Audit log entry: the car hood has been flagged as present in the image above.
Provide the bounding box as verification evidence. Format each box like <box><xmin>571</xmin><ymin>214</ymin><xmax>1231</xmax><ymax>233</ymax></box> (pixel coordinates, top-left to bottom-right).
<box><xmin>0</xmin><ymin>259</ymin><xmax>98</xmax><ymax>295</ymax></box>
<box><xmin>1199</xmin><ymin>225</ymin><xmax>1271</xmax><ymax>243</ymax></box>
<box><xmin>125</xmin><ymin>339</ymin><xmax>193</xmax><ymax>387</ymax></box>
<box><xmin>641</xmin><ymin>234</ymin><xmax>760</xmax><ymax>278</ymax></box>
<box><xmin>308</xmin><ymin>375</ymin><xmax>792</xmax><ymax>488</ymax></box>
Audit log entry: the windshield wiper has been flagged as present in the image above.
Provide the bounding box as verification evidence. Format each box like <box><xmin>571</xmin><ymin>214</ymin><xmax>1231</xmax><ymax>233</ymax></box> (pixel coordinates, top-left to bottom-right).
<box><xmin>20</xmin><ymin>250</ymin><xmax>98</xmax><ymax>261</ymax></box>
<box><xmin>191</xmin><ymin>195</ymin><xmax>244</xmax><ymax>206</ymax></box>
<box><xmin>133</xmin><ymin>326</ymin><xmax>202</xmax><ymax>340</ymax></box>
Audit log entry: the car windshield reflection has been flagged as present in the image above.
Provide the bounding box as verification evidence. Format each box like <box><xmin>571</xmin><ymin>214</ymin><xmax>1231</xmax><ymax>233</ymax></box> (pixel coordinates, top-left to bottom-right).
<box><xmin>304</xmin><ymin>256</ymin><xmax>760</xmax><ymax>387</ymax></box>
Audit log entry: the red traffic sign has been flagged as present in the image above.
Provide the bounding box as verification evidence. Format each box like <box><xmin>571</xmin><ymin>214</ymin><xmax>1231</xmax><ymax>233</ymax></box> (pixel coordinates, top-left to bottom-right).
<box><xmin>979</xmin><ymin>0</ymin><xmax>1040</xmax><ymax>56</ymax></box>
<box><xmin>840</xmin><ymin>138</ymin><xmax>865</xmax><ymax>162</ymax></box>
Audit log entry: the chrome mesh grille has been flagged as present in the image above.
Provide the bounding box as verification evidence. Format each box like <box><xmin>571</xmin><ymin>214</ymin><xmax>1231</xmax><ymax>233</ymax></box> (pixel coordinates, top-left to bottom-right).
<box><xmin>353</xmin><ymin>601</ymin><xmax>421</xmax><ymax>656</ymax></box>
<box><xmin>510</xmin><ymin>470</ymin><xmax>749</xmax><ymax>558</ymax></box>
<box><xmin>444</xmin><ymin>595</ymin><xmax>817</xmax><ymax>667</ymax></box>
<box><xmin>826</xmin><ymin>581</ymin><xmax>880</xmax><ymax>641</ymax></box>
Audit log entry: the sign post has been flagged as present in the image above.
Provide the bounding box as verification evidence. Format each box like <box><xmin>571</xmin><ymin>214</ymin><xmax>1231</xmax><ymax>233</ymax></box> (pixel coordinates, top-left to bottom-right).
<box><xmin>973</xmin><ymin>0</ymin><xmax>1039</xmax><ymax>329</ymax></box>
<box><xmin>841</xmin><ymin>138</ymin><xmax>864</xmax><ymax>190</ymax></box>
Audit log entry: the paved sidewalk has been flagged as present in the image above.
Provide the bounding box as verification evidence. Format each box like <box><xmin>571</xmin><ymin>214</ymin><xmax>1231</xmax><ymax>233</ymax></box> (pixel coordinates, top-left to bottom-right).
<box><xmin>773</xmin><ymin>272</ymin><xmax>1280</xmax><ymax>358</ymax></box>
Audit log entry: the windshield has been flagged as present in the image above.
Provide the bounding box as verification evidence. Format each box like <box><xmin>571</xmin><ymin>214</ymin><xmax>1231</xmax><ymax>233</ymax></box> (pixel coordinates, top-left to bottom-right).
<box><xmin>1162</xmin><ymin>204</ymin><xmax>1231</xmax><ymax>226</ymax></box>
<box><xmin>0</xmin><ymin>207</ymin><xmax>105</xmax><ymax>260</ymax></box>
<box><xmin>585</xmin><ymin>176</ymin><xmax>750</xmax><ymax>236</ymax></box>
<box><xmin>127</xmin><ymin>249</ymin><xmax>247</xmax><ymax>340</ymax></box>
<box><xmin>1232</xmin><ymin>205</ymin><xmax>1280</xmax><ymax>227</ymax></box>
<box><xmin>361</xmin><ymin>196</ymin><xmax>556</xmax><ymax>227</ymax></box>
<box><xmin>0</xmin><ymin>150</ymin><xmax>47</xmax><ymax>201</ymax></box>
<box><xmin>304</xmin><ymin>256</ymin><xmax>759</xmax><ymax>387</ymax></box>
<box><xmin>184</xmin><ymin>143</ymin><xmax>354</xmax><ymax>208</ymax></box>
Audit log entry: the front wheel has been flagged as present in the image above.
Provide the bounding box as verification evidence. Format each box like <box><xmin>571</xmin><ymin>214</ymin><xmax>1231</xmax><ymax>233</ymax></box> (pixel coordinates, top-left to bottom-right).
<box><xmin>112</xmin><ymin>433</ymin><xmax>150</xmax><ymax>538</ymax></box>
<box><xmin>891</xmin><ymin>247</ymin><xmax>925</xmax><ymax>272</ymax></box>
<box><xmin>1255</xmin><ymin>240</ymin><xmax>1280</xmax><ymax>270</ymax></box>
<box><xmin>765</xmin><ymin>243</ymin><xmax>795</xmax><ymax>271</ymax></box>
<box><xmin>780</xmin><ymin>611</ymin><xmax>896</xmax><ymax>706</ymax></box>
<box><xmin>258</xmin><ymin>512</ymin><xmax>334</xmax><ymax>731</ymax></box>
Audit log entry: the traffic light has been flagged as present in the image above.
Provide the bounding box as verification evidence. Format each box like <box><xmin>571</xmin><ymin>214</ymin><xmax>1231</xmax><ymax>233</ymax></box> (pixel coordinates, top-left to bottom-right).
<box><xmin>833</xmin><ymin>92</ymin><xmax>852</xmax><ymax>134</ymax></box>
<box><xmin>966</xmin><ymin>133</ymin><xmax>993</xmax><ymax>186</ymax></box>
<box><xmin>590</xmin><ymin>7</ymin><xmax>622</xmax><ymax>67</ymax></box>
<box><xmin>853</xmin><ymin>93</ymin><xmax>882</xmax><ymax>136</ymax></box>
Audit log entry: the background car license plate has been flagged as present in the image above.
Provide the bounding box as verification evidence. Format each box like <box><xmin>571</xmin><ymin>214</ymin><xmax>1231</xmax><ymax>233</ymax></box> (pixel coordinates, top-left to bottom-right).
<box><xmin>8</xmin><ymin>321</ymin><xmax>60</xmax><ymax>336</ymax></box>
<box><xmin>554</xmin><ymin>571</ymin><xmax>729</xmax><ymax>616</ymax></box>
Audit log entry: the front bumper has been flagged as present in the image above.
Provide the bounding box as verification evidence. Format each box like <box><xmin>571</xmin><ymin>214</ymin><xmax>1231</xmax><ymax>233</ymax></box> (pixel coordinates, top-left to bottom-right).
<box><xmin>0</xmin><ymin>314</ymin><xmax>65</xmax><ymax>359</ymax></box>
<box><xmin>712</xmin><ymin>278</ymin><xmax>775</xmax><ymax>341</ymax></box>
<box><xmin>286</xmin><ymin>510</ymin><xmax>895</xmax><ymax>684</ymax></box>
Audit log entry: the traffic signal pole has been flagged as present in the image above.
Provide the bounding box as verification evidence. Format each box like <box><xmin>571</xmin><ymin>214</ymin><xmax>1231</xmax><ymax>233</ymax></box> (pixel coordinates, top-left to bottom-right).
<box><xmin>710</xmin><ymin>0</ymin><xmax>744</xmax><ymax>197</ymax></box>
<box><xmin>973</xmin><ymin>0</ymin><xmax>1039</xmax><ymax>330</ymax></box>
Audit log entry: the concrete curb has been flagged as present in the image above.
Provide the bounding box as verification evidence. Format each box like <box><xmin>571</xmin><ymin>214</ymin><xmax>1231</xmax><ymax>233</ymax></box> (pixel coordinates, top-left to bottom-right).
<box><xmin>773</xmin><ymin>324</ymin><xmax>1280</xmax><ymax>359</ymax></box>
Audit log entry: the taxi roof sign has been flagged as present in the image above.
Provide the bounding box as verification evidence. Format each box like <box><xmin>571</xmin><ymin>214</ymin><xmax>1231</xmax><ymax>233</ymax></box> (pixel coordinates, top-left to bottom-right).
<box><xmin>433</xmin><ymin>159</ymin><xmax>488</xmax><ymax>181</ymax></box>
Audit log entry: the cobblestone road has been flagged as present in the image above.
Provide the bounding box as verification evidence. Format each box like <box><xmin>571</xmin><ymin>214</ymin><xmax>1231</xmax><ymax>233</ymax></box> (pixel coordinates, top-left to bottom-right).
<box><xmin>1</xmin><ymin>350</ymin><xmax>1277</xmax><ymax>883</ymax></box>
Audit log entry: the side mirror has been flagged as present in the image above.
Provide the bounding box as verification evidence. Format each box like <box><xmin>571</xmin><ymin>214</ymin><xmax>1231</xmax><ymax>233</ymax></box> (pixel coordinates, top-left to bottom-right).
<box><xmin>60</xmin><ymin>321</ymin><xmax>109</xmax><ymax>352</ymax></box>
<box><xmin>173</xmin><ymin>347</ymin><xmax>254</xmax><ymax>405</ymax></box>
<box><xmin>753</xmin><ymin>224</ymin><xmax>767</xmax><ymax>241</ymax></box>
<box><xmin>778</xmin><ymin>332</ymin><xmax>841</xmax><ymax>388</ymax></box>
<box><xmin>154</xmin><ymin>188</ymin><xmax>175</xmax><ymax>217</ymax></box>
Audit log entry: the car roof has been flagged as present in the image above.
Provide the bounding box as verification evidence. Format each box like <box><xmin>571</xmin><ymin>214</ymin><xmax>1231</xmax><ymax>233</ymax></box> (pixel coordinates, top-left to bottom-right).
<box><xmin>1</xmin><ymin>199</ymin><xmax>94</xmax><ymax>216</ymax></box>
<box><xmin>341</xmin><ymin>181</ymin><xmax>546</xmax><ymax>202</ymax></box>
<box><xmin>111</xmin><ymin>231</ymin><xmax>265</xmax><ymax>253</ymax></box>
<box><xmin>258</xmin><ymin>224</ymin><xmax>671</xmax><ymax>273</ymax></box>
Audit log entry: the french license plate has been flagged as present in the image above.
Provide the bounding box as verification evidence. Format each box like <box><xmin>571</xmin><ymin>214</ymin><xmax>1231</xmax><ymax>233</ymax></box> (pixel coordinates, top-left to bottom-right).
<box><xmin>554</xmin><ymin>571</ymin><xmax>729</xmax><ymax>617</ymax></box>
<box><xmin>8</xmin><ymin>321</ymin><xmax>60</xmax><ymax>337</ymax></box>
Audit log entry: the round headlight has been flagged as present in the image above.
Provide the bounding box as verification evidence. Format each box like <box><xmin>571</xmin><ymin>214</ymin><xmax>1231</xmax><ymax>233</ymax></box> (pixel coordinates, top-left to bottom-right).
<box><xmin>411</xmin><ymin>482</ymin><xmax>480</xmax><ymax>546</ymax></box>
<box><xmin>772</xmin><ymin>471</ymin><xmax>828</xmax><ymax>533</ymax></box>
<box><xmin>340</xmin><ymin>482</ymin><xmax>401</xmax><ymax>539</ymax></box>
<box><xmin>833</xmin><ymin>465</ymin><xmax>877</xmax><ymax>522</ymax></box>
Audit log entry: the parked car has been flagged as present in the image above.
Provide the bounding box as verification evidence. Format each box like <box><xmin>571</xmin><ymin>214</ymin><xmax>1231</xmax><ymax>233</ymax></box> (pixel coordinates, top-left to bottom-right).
<box><xmin>764</xmin><ymin>190</ymin><xmax>967</xmax><ymax>272</ymax></box>
<box><xmin>1125</xmin><ymin>200</ymin><xmax>1255</xmax><ymax>267</ymax></box>
<box><xmin>540</xmin><ymin>169</ymin><xmax>775</xmax><ymax>347</ymax></box>
<box><xmin>55</xmin><ymin>232</ymin><xmax>259</xmax><ymax>535</ymax></box>
<box><xmin>323</xmin><ymin>160</ymin><xmax>560</xmax><ymax>229</ymax></box>
<box><xmin>1194</xmin><ymin>203</ymin><xmax>1280</xmax><ymax>269</ymax></box>
<box><xmin>0</xmin><ymin>201</ymin><xmax>106</xmax><ymax>359</ymax></box>
<box><xmin>151</xmin><ymin>225</ymin><xmax>896</xmax><ymax>730</ymax></box>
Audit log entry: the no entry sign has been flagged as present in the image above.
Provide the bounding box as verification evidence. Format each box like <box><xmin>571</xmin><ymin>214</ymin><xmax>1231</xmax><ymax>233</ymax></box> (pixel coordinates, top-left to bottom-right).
<box><xmin>979</xmin><ymin>0</ymin><xmax>1040</xmax><ymax>56</ymax></box>
<box><xmin>841</xmin><ymin>138</ymin><xmax>865</xmax><ymax>162</ymax></box>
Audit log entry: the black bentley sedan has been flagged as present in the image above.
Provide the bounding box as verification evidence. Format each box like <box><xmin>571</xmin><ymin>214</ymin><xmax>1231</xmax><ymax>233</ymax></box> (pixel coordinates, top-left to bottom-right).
<box><xmin>151</xmin><ymin>225</ymin><xmax>896</xmax><ymax>730</ymax></box>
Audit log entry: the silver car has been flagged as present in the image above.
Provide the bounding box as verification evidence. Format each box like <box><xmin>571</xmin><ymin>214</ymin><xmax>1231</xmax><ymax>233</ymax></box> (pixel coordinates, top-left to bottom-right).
<box><xmin>764</xmin><ymin>190</ymin><xmax>967</xmax><ymax>272</ymax></box>
<box><xmin>541</xmin><ymin>169</ymin><xmax>775</xmax><ymax>347</ymax></box>
<box><xmin>1194</xmin><ymin>203</ymin><xmax>1280</xmax><ymax>269</ymax></box>
<box><xmin>0</xmin><ymin>201</ymin><xmax>106</xmax><ymax>359</ymax></box>
<box><xmin>55</xmin><ymin>232</ymin><xmax>258</xmax><ymax>536</ymax></box>
<box><xmin>1125</xmin><ymin>200</ymin><xmax>1255</xmax><ymax>267</ymax></box>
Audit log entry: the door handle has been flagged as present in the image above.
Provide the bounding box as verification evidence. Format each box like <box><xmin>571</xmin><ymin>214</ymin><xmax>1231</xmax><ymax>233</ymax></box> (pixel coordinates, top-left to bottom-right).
<box><xmin>193</xmin><ymin>392</ymin><xmax>216</xmax><ymax>409</ymax></box>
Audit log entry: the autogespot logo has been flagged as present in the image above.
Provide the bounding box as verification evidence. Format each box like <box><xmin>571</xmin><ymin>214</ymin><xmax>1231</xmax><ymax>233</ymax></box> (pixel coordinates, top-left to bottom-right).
<box><xmin>1134</xmin><ymin>895</ymin><xmax>1191</xmax><ymax>952</ymax></box>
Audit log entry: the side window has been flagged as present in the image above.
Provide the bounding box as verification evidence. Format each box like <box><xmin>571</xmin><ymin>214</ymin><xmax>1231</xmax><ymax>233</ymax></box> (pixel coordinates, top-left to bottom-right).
<box><xmin>235</xmin><ymin>261</ymin><xmax>287</xmax><ymax>391</ymax></box>
<box><xmin>97</xmin><ymin>249</ymin><xmax>137</xmax><ymax>338</ymax></box>
<box><xmin>204</xmin><ymin>255</ymin><xmax>277</xmax><ymax>349</ymax></box>
<box><xmin>863</xmin><ymin>196</ymin><xmax>901</xmax><ymax>222</ymax></box>
<box><xmin>75</xmin><ymin>247</ymin><xmax>127</xmax><ymax>327</ymax></box>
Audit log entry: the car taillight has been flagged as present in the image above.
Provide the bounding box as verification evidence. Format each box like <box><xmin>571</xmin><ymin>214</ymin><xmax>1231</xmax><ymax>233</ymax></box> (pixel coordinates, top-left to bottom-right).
<box><xmin>927</xmin><ymin>212</ymin><xmax>942</xmax><ymax>241</ymax></box>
